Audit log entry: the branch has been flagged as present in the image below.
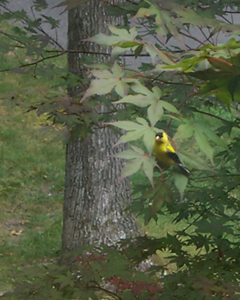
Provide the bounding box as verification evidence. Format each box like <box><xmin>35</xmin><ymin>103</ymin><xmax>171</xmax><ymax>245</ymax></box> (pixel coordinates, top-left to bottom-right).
<box><xmin>88</xmin><ymin>283</ymin><xmax>122</xmax><ymax>300</ymax></box>
<box><xmin>0</xmin><ymin>47</ymin><xmax>152</xmax><ymax>73</ymax></box>
<box><xmin>197</xmin><ymin>26</ymin><xmax>214</xmax><ymax>45</ymax></box>
<box><xmin>0</xmin><ymin>51</ymin><xmax>66</xmax><ymax>73</ymax></box>
<box><xmin>0</xmin><ymin>29</ymin><xmax>26</xmax><ymax>45</ymax></box>
<box><xmin>179</xmin><ymin>30</ymin><xmax>206</xmax><ymax>46</ymax></box>
<box><xmin>181</xmin><ymin>207</ymin><xmax>210</xmax><ymax>234</ymax></box>
<box><xmin>192</xmin><ymin>108</ymin><xmax>233</xmax><ymax>124</ymax></box>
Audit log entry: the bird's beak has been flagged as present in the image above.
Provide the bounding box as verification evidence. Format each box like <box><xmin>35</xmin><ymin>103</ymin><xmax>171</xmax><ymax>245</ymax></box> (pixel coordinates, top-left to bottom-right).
<box><xmin>155</xmin><ymin>136</ymin><xmax>161</xmax><ymax>141</ymax></box>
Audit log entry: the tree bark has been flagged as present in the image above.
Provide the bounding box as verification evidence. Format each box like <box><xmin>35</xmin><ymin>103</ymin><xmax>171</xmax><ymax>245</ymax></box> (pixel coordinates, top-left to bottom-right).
<box><xmin>61</xmin><ymin>0</ymin><xmax>141</xmax><ymax>252</ymax></box>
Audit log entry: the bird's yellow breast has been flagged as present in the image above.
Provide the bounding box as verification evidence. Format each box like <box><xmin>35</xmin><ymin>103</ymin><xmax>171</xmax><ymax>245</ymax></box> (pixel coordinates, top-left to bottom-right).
<box><xmin>154</xmin><ymin>141</ymin><xmax>176</xmax><ymax>166</ymax></box>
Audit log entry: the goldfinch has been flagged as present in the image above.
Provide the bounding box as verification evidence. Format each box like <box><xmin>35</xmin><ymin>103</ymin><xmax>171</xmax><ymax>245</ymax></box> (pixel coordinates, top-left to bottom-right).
<box><xmin>154</xmin><ymin>132</ymin><xmax>190</xmax><ymax>176</ymax></box>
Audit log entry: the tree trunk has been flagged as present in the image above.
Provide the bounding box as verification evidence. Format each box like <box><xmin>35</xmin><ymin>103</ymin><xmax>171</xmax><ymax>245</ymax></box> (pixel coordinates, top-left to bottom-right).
<box><xmin>61</xmin><ymin>0</ymin><xmax>141</xmax><ymax>252</ymax></box>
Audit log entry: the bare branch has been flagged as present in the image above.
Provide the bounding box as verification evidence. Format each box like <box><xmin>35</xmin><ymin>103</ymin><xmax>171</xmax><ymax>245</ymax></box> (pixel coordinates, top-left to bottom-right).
<box><xmin>0</xmin><ymin>51</ymin><xmax>66</xmax><ymax>73</ymax></box>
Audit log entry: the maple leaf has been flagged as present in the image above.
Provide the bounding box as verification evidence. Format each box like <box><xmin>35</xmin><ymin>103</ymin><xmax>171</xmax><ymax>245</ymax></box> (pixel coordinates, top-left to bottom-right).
<box><xmin>110</xmin><ymin>118</ymin><xmax>157</xmax><ymax>154</ymax></box>
<box><xmin>115</xmin><ymin>145</ymin><xmax>157</xmax><ymax>186</ymax></box>
<box><xmin>115</xmin><ymin>83</ymin><xmax>178</xmax><ymax>126</ymax></box>
<box><xmin>88</xmin><ymin>25</ymin><xmax>140</xmax><ymax>47</ymax></box>
<box><xmin>81</xmin><ymin>62</ymin><xmax>138</xmax><ymax>101</ymax></box>
<box><xmin>174</xmin><ymin>119</ymin><xmax>228</xmax><ymax>165</ymax></box>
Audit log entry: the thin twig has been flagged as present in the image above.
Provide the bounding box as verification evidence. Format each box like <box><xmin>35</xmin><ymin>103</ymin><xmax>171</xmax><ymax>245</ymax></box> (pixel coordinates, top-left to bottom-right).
<box><xmin>193</xmin><ymin>108</ymin><xmax>234</xmax><ymax>124</ymax></box>
<box><xmin>181</xmin><ymin>207</ymin><xmax>210</xmax><ymax>233</ymax></box>
<box><xmin>88</xmin><ymin>283</ymin><xmax>122</xmax><ymax>300</ymax></box>
<box><xmin>179</xmin><ymin>30</ymin><xmax>206</xmax><ymax>46</ymax></box>
<box><xmin>0</xmin><ymin>51</ymin><xmax>66</xmax><ymax>72</ymax></box>
<box><xmin>0</xmin><ymin>29</ymin><xmax>26</xmax><ymax>45</ymax></box>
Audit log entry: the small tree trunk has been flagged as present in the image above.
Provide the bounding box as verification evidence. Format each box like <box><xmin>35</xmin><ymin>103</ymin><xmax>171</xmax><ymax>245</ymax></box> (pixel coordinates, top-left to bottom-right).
<box><xmin>61</xmin><ymin>0</ymin><xmax>141</xmax><ymax>252</ymax></box>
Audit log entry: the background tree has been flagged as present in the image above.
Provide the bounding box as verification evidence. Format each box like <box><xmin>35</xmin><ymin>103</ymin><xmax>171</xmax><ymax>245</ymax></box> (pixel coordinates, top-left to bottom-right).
<box><xmin>0</xmin><ymin>0</ymin><xmax>141</xmax><ymax>254</ymax></box>
<box><xmin>62</xmin><ymin>0</ymin><xmax>141</xmax><ymax>252</ymax></box>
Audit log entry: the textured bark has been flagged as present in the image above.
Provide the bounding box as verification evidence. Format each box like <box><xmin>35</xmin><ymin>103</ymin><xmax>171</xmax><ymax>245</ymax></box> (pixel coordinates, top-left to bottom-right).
<box><xmin>61</xmin><ymin>0</ymin><xmax>141</xmax><ymax>252</ymax></box>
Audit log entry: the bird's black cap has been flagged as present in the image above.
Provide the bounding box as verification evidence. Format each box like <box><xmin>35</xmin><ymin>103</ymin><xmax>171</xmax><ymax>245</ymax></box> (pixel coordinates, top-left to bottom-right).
<box><xmin>155</xmin><ymin>132</ymin><xmax>163</xmax><ymax>138</ymax></box>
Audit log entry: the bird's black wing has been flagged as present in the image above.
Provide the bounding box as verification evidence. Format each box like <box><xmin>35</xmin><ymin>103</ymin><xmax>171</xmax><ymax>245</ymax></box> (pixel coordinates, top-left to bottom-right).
<box><xmin>167</xmin><ymin>150</ymin><xmax>182</xmax><ymax>164</ymax></box>
<box><xmin>167</xmin><ymin>151</ymin><xmax>190</xmax><ymax>176</ymax></box>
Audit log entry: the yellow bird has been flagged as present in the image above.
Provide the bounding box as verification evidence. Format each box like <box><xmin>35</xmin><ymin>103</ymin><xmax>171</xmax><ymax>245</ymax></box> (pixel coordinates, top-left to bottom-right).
<box><xmin>154</xmin><ymin>132</ymin><xmax>190</xmax><ymax>176</ymax></box>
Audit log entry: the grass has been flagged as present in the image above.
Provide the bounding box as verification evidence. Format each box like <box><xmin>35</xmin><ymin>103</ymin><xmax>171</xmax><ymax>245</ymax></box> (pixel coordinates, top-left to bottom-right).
<box><xmin>0</xmin><ymin>104</ymin><xmax>65</xmax><ymax>292</ymax></box>
<box><xmin>0</xmin><ymin>21</ymin><xmax>68</xmax><ymax>292</ymax></box>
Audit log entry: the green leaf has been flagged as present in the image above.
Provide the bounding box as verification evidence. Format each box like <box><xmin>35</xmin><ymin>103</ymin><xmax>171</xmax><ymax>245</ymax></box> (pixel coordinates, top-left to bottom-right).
<box><xmin>114</xmin><ymin>149</ymin><xmax>142</xmax><ymax>159</ymax></box>
<box><xmin>88</xmin><ymin>26</ymin><xmax>139</xmax><ymax>48</ymax></box>
<box><xmin>135</xmin><ymin>117</ymin><xmax>148</xmax><ymax>126</ymax></box>
<box><xmin>110</xmin><ymin>120</ymin><xmax>144</xmax><ymax>131</ymax></box>
<box><xmin>113</xmin><ymin>117</ymin><xmax>154</xmax><ymax>154</ymax></box>
<box><xmin>206</xmin><ymin>56</ymin><xmax>234</xmax><ymax>72</ymax></box>
<box><xmin>195</xmin><ymin>129</ymin><xmax>214</xmax><ymax>164</ymax></box>
<box><xmin>82</xmin><ymin>62</ymin><xmax>137</xmax><ymax>100</ymax></box>
<box><xmin>147</xmin><ymin>100</ymin><xmax>164</xmax><ymax>126</ymax></box>
<box><xmin>115</xmin><ymin>84</ymin><xmax>178</xmax><ymax>126</ymax></box>
<box><xmin>173</xmin><ymin>123</ymin><xmax>194</xmax><ymax>140</ymax></box>
<box><xmin>109</xmin><ymin>25</ymin><xmax>138</xmax><ymax>41</ymax></box>
<box><xmin>145</xmin><ymin>43</ymin><xmax>174</xmax><ymax>65</ymax></box>
<box><xmin>133</xmin><ymin>4</ymin><xmax>158</xmax><ymax>20</ymax></box>
<box><xmin>152</xmin><ymin>86</ymin><xmax>162</xmax><ymax>98</ymax></box>
<box><xmin>161</xmin><ymin>101</ymin><xmax>179</xmax><ymax>114</ymax></box>
<box><xmin>131</xmin><ymin>82</ymin><xmax>153</xmax><ymax>95</ymax></box>
<box><xmin>121</xmin><ymin>158</ymin><xmax>143</xmax><ymax>178</ymax></box>
<box><xmin>176</xmin><ymin>7</ymin><xmax>220</xmax><ymax>27</ymax></box>
<box><xmin>116</xmin><ymin>128</ymin><xmax>146</xmax><ymax>145</ymax></box>
<box><xmin>172</xmin><ymin>172</ymin><xmax>188</xmax><ymax>201</ymax></box>
<box><xmin>142</xmin><ymin>156</ymin><xmax>157</xmax><ymax>186</ymax></box>
<box><xmin>131</xmin><ymin>145</ymin><xmax>145</xmax><ymax>155</ymax></box>
<box><xmin>196</xmin><ymin>122</ymin><xmax>228</xmax><ymax>149</ymax></box>
<box><xmin>88</xmin><ymin>32</ymin><xmax>120</xmax><ymax>46</ymax></box>
<box><xmin>134</xmin><ymin>3</ymin><xmax>185</xmax><ymax>43</ymax></box>
<box><xmin>115</xmin><ymin>94</ymin><xmax>152</xmax><ymax>108</ymax></box>
<box><xmin>112</xmin><ymin>62</ymin><xmax>125</xmax><ymax>77</ymax></box>
<box><xmin>175</xmin><ymin>119</ymin><xmax>226</xmax><ymax>164</ymax></box>
<box><xmin>216</xmin><ymin>87</ymin><xmax>232</xmax><ymax>109</ymax></box>
<box><xmin>119</xmin><ymin>149</ymin><xmax>156</xmax><ymax>184</ymax></box>
<box><xmin>135</xmin><ymin>44</ymin><xmax>144</xmax><ymax>58</ymax></box>
<box><xmin>143</xmin><ymin>127</ymin><xmax>156</xmax><ymax>154</ymax></box>
<box><xmin>117</xmin><ymin>128</ymin><xmax>152</xmax><ymax>147</ymax></box>
<box><xmin>178</xmin><ymin>151</ymin><xmax>213</xmax><ymax>171</ymax></box>
<box><xmin>113</xmin><ymin>41</ymin><xmax>142</xmax><ymax>48</ymax></box>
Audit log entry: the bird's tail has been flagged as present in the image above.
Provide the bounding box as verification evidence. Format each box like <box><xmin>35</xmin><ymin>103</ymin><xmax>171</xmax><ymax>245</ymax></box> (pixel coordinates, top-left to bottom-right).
<box><xmin>178</xmin><ymin>164</ymin><xmax>190</xmax><ymax>177</ymax></box>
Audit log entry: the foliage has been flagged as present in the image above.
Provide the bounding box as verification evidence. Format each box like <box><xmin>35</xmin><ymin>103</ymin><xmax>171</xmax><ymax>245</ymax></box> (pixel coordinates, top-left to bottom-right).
<box><xmin>5</xmin><ymin>244</ymin><xmax>165</xmax><ymax>300</ymax></box>
<box><xmin>1</xmin><ymin>0</ymin><xmax>240</xmax><ymax>299</ymax></box>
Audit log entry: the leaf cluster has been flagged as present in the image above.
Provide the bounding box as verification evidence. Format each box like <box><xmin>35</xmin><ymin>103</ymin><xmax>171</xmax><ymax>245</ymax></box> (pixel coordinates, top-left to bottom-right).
<box><xmin>7</xmin><ymin>245</ymin><xmax>164</xmax><ymax>300</ymax></box>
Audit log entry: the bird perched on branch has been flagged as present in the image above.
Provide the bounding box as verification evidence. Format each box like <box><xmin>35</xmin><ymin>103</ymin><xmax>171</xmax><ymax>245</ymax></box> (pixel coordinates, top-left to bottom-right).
<box><xmin>154</xmin><ymin>132</ymin><xmax>190</xmax><ymax>177</ymax></box>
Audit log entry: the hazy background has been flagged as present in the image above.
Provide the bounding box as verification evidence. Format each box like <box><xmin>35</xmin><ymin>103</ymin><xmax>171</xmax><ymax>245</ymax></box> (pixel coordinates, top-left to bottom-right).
<box><xmin>7</xmin><ymin>0</ymin><xmax>68</xmax><ymax>48</ymax></box>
